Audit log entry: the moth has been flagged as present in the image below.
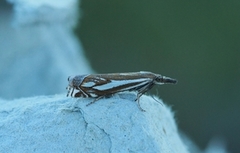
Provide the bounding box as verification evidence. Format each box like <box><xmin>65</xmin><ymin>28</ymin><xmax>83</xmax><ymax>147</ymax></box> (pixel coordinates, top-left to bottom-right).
<box><xmin>66</xmin><ymin>71</ymin><xmax>177</xmax><ymax>111</ymax></box>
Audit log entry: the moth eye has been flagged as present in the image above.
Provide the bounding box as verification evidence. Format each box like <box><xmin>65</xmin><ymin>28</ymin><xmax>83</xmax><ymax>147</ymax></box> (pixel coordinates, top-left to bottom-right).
<box><xmin>68</xmin><ymin>76</ymin><xmax>71</xmax><ymax>81</ymax></box>
<box><xmin>154</xmin><ymin>76</ymin><xmax>165</xmax><ymax>84</ymax></box>
<box><xmin>156</xmin><ymin>76</ymin><xmax>163</xmax><ymax>82</ymax></box>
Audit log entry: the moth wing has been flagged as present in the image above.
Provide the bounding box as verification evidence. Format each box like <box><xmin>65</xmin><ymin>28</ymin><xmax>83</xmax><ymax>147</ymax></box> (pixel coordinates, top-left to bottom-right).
<box><xmin>80</xmin><ymin>75</ymin><xmax>111</xmax><ymax>88</ymax></box>
<box><xmin>91</xmin><ymin>78</ymin><xmax>153</xmax><ymax>92</ymax></box>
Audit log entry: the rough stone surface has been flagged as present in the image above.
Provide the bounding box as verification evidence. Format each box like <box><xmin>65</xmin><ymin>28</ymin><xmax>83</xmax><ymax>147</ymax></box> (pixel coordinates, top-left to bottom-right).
<box><xmin>0</xmin><ymin>93</ymin><xmax>189</xmax><ymax>153</ymax></box>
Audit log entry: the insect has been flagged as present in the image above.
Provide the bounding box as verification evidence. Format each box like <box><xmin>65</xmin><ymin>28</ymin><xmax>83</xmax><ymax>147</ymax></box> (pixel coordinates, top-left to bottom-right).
<box><xmin>66</xmin><ymin>71</ymin><xmax>177</xmax><ymax>111</ymax></box>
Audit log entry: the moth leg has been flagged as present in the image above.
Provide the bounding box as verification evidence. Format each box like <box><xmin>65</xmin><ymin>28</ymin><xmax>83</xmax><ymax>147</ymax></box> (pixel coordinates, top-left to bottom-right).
<box><xmin>86</xmin><ymin>96</ymin><xmax>105</xmax><ymax>106</ymax></box>
<box><xmin>151</xmin><ymin>94</ymin><xmax>163</xmax><ymax>106</ymax></box>
<box><xmin>135</xmin><ymin>91</ymin><xmax>144</xmax><ymax>101</ymax></box>
<box><xmin>136</xmin><ymin>83</ymin><xmax>155</xmax><ymax>100</ymax></box>
<box><xmin>66</xmin><ymin>87</ymin><xmax>74</xmax><ymax>97</ymax></box>
<box><xmin>70</xmin><ymin>88</ymin><xmax>75</xmax><ymax>97</ymax></box>
<box><xmin>66</xmin><ymin>87</ymin><xmax>70</xmax><ymax>97</ymax></box>
<box><xmin>136</xmin><ymin>97</ymin><xmax>146</xmax><ymax>112</ymax></box>
<box><xmin>74</xmin><ymin>90</ymin><xmax>87</xmax><ymax>97</ymax></box>
<box><xmin>74</xmin><ymin>87</ymin><xmax>90</xmax><ymax>98</ymax></box>
<box><xmin>135</xmin><ymin>83</ymin><xmax>154</xmax><ymax>111</ymax></box>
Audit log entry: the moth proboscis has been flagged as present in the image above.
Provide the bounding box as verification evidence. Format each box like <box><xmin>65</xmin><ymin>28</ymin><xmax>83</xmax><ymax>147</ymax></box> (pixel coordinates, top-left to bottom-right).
<box><xmin>66</xmin><ymin>71</ymin><xmax>177</xmax><ymax>111</ymax></box>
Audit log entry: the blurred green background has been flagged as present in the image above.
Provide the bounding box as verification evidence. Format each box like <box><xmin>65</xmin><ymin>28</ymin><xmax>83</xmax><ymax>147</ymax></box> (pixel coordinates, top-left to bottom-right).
<box><xmin>76</xmin><ymin>1</ymin><xmax>240</xmax><ymax>152</ymax></box>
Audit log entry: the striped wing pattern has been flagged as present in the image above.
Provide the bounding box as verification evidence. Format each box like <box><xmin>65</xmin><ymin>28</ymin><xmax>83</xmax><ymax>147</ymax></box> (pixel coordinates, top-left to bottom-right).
<box><xmin>67</xmin><ymin>72</ymin><xmax>177</xmax><ymax>111</ymax></box>
<box><xmin>76</xmin><ymin>73</ymin><xmax>155</xmax><ymax>98</ymax></box>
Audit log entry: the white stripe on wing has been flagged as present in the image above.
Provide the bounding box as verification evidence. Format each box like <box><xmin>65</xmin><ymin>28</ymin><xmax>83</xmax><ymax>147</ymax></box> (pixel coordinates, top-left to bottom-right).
<box><xmin>93</xmin><ymin>78</ymin><xmax>151</xmax><ymax>91</ymax></box>
<box><xmin>82</xmin><ymin>81</ymin><xmax>96</xmax><ymax>87</ymax></box>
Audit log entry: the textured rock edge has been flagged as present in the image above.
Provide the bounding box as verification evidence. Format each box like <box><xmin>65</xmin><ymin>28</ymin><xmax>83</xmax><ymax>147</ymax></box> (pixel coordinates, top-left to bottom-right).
<box><xmin>0</xmin><ymin>93</ymin><xmax>189</xmax><ymax>153</ymax></box>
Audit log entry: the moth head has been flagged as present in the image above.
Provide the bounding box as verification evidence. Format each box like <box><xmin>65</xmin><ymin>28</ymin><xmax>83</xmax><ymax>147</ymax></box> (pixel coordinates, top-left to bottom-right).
<box><xmin>67</xmin><ymin>75</ymin><xmax>88</xmax><ymax>97</ymax></box>
<box><xmin>67</xmin><ymin>76</ymin><xmax>75</xmax><ymax>87</ymax></box>
<box><xmin>154</xmin><ymin>75</ymin><xmax>177</xmax><ymax>85</ymax></box>
<box><xmin>67</xmin><ymin>75</ymin><xmax>88</xmax><ymax>87</ymax></box>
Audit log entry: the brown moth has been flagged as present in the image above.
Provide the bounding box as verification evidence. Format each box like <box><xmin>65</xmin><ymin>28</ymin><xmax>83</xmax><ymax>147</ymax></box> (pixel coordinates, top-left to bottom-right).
<box><xmin>66</xmin><ymin>71</ymin><xmax>177</xmax><ymax>111</ymax></box>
